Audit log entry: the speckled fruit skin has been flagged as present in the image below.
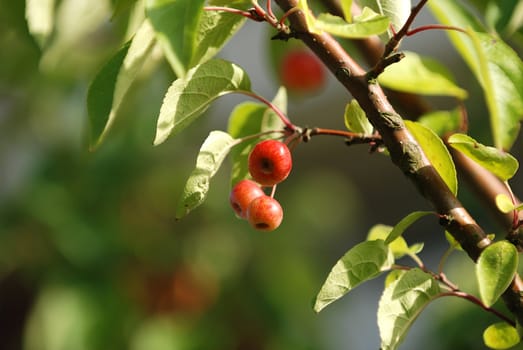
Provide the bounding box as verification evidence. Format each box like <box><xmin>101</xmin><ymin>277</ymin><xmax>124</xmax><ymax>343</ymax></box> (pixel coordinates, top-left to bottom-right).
<box><xmin>280</xmin><ymin>49</ymin><xmax>326</xmax><ymax>92</ymax></box>
<box><xmin>248</xmin><ymin>140</ymin><xmax>292</xmax><ymax>186</ymax></box>
<box><xmin>229</xmin><ymin>179</ymin><xmax>265</xmax><ymax>218</ymax></box>
<box><xmin>246</xmin><ymin>195</ymin><xmax>283</xmax><ymax>231</ymax></box>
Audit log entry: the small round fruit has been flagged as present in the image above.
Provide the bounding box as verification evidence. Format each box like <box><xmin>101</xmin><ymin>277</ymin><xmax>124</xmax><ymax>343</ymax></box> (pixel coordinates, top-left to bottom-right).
<box><xmin>246</xmin><ymin>195</ymin><xmax>283</xmax><ymax>231</ymax></box>
<box><xmin>280</xmin><ymin>49</ymin><xmax>326</xmax><ymax>93</ymax></box>
<box><xmin>248</xmin><ymin>140</ymin><xmax>292</xmax><ymax>186</ymax></box>
<box><xmin>229</xmin><ymin>179</ymin><xmax>265</xmax><ymax>218</ymax></box>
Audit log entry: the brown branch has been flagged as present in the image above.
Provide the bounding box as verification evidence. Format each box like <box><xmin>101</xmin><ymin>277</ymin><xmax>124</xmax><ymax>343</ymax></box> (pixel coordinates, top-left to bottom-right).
<box><xmin>274</xmin><ymin>0</ymin><xmax>523</xmax><ymax>324</ymax></box>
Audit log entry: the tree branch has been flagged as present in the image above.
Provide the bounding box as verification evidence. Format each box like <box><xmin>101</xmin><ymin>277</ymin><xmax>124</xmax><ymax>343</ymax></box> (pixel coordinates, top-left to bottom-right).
<box><xmin>274</xmin><ymin>0</ymin><xmax>523</xmax><ymax>324</ymax></box>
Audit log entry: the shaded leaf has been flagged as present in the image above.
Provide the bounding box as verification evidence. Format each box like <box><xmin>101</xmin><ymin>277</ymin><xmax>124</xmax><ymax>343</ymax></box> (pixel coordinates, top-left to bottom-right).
<box><xmin>483</xmin><ymin>322</ymin><xmax>520</xmax><ymax>349</ymax></box>
<box><xmin>314</xmin><ymin>240</ymin><xmax>394</xmax><ymax>313</ymax></box>
<box><xmin>476</xmin><ymin>241</ymin><xmax>518</xmax><ymax>307</ymax></box>
<box><xmin>344</xmin><ymin>99</ymin><xmax>374</xmax><ymax>134</ymax></box>
<box><xmin>88</xmin><ymin>20</ymin><xmax>157</xmax><ymax>149</ymax></box>
<box><xmin>378</xmin><ymin>268</ymin><xmax>440</xmax><ymax>350</ymax></box>
<box><xmin>154</xmin><ymin>59</ymin><xmax>251</xmax><ymax>145</ymax></box>
<box><xmin>448</xmin><ymin>133</ymin><xmax>519</xmax><ymax>181</ymax></box>
<box><xmin>378</xmin><ymin>51</ymin><xmax>467</xmax><ymax>99</ymax></box>
<box><xmin>176</xmin><ymin>131</ymin><xmax>237</xmax><ymax>219</ymax></box>
<box><xmin>146</xmin><ymin>0</ymin><xmax>205</xmax><ymax>77</ymax></box>
<box><xmin>405</xmin><ymin>120</ymin><xmax>458</xmax><ymax>195</ymax></box>
<box><xmin>429</xmin><ymin>0</ymin><xmax>523</xmax><ymax>150</ymax></box>
<box><xmin>315</xmin><ymin>7</ymin><xmax>389</xmax><ymax>38</ymax></box>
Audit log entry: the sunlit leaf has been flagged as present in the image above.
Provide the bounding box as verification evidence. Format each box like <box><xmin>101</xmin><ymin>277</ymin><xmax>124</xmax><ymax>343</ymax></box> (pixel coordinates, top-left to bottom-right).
<box><xmin>340</xmin><ymin>0</ymin><xmax>353</xmax><ymax>21</ymax></box>
<box><xmin>476</xmin><ymin>241</ymin><xmax>518</xmax><ymax>307</ymax></box>
<box><xmin>405</xmin><ymin>120</ymin><xmax>458</xmax><ymax>195</ymax></box>
<box><xmin>146</xmin><ymin>0</ymin><xmax>205</xmax><ymax>77</ymax></box>
<box><xmin>367</xmin><ymin>224</ymin><xmax>409</xmax><ymax>259</ymax></box>
<box><xmin>315</xmin><ymin>7</ymin><xmax>389</xmax><ymax>38</ymax></box>
<box><xmin>296</xmin><ymin>0</ymin><xmax>321</xmax><ymax>34</ymax></box>
<box><xmin>344</xmin><ymin>99</ymin><xmax>374</xmax><ymax>134</ymax></box>
<box><xmin>483</xmin><ymin>322</ymin><xmax>520</xmax><ymax>349</ymax></box>
<box><xmin>494</xmin><ymin>194</ymin><xmax>523</xmax><ymax>214</ymax></box>
<box><xmin>314</xmin><ymin>240</ymin><xmax>394</xmax><ymax>313</ymax></box>
<box><xmin>25</xmin><ymin>0</ymin><xmax>55</xmax><ymax>47</ymax></box>
<box><xmin>88</xmin><ymin>20</ymin><xmax>157</xmax><ymax>149</ymax></box>
<box><xmin>191</xmin><ymin>0</ymin><xmax>249</xmax><ymax>67</ymax></box>
<box><xmin>378</xmin><ymin>268</ymin><xmax>440</xmax><ymax>350</ymax></box>
<box><xmin>429</xmin><ymin>0</ymin><xmax>523</xmax><ymax>150</ymax></box>
<box><xmin>176</xmin><ymin>131</ymin><xmax>237</xmax><ymax>219</ymax></box>
<box><xmin>154</xmin><ymin>59</ymin><xmax>251</xmax><ymax>145</ymax></box>
<box><xmin>448</xmin><ymin>133</ymin><xmax>519</xmax><ymax>181</ymax></box>
<box><xmin>378</xmin><ymin>51</ymin><xmax>467</xmax><ymax>99</ymax></box>
<box><xmin>358</xmin><ymin>0</ymin><xmax>411</xmax><ymax>36</ymax></box>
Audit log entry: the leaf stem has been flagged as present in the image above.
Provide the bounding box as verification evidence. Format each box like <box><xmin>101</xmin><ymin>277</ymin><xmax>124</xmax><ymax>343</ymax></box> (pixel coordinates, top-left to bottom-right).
<box><xmin>438</xmin><ymin>291</ymin><xmax>515</xmax><ymax>327</ymax></box>
<box><xmin>406</xmin><ymin>24</ymin><xmax>468</xmax><ymax>37</ymax></box>
<box><xmin>236</xmin><ymin>90</ymin><xmax>296</xmax><ymax>131</ymax></box>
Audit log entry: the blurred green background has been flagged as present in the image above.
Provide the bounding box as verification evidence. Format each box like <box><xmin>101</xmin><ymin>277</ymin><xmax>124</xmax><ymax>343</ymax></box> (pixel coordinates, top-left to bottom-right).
<box><xmin>1</xmin><ymin>1</ymin><xmax>523</xmax><ymax>349</ymax></box>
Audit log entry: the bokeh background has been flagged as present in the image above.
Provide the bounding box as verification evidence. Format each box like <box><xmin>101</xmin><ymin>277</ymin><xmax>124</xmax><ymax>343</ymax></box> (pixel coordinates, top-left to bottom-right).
<box><xmin>1</xmin><ymin>1</ymin><xmax>523</xmax><ymax>349</ymax></box>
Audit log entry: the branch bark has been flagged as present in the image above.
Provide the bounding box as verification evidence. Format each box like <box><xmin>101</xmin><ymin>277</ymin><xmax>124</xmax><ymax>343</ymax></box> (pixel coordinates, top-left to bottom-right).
<box><xmin>273</xmin><ymin>0</ymin><xmax>523</xmax><ymax>324</ymax></box>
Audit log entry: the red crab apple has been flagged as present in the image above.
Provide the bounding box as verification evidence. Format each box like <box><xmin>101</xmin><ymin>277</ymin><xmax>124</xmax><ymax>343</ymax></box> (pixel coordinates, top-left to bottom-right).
<box><xmin>248</xmin><ymin>140</ymin><xmax>292</xmax><ymax>186</ymax></box>
<box><xmin>246</xmin><ymin>195</ymin><xmax>283</xmax><ymax>231</ymax></box>
<box><xmin>280</xmin><ymin>49</ymin><xmax>326</xmax><ymax>93</ymax></box>
<box><xmin>229</xmin><ymin>179</ymin><xmax>265</xmax><ymax>218</ymax></box>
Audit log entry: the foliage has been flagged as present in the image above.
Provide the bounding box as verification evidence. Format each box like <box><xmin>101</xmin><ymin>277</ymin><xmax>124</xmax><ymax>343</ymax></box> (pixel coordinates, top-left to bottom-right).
<box><xmin>4</xmin><ymin>0</ymin><xmax>523</xmax><ymax>349</ymax></box>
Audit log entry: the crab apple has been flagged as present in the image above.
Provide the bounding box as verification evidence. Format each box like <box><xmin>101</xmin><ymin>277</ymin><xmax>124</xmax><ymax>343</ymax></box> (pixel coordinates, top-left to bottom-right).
<box><xmin>229</xmin><ymin>179</ymin><xmax>265</xmax><ymax>218</ymax></box>
<box><xmin>280</xmin><ymin>49</ymin><xmax>326</xmax><ymax>93</ymax></box>
<box><xmin>248</xmin><ymin>139</ymin><xmax>292</xmax><ymax>186</ymax></box>
<box><xmin>246</xmin><ymin>195</ymin><xmax>283</xmax><ymax>231</ymax></box>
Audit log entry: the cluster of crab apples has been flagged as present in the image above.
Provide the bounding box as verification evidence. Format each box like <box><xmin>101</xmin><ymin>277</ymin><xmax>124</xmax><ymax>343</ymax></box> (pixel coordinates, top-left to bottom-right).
<box><xmin>229</xmin><ymin>139</ymin><xmax>292</xmax><ymax>231</ymax></box>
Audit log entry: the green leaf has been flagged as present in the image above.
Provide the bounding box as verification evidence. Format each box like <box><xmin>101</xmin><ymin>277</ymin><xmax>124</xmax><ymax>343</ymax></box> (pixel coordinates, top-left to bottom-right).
<box><xmin>358</xmin><ymin>0</ymin><xmax>411</xmax><ymax>36</ymax></box>
<box><xmin>417</xmin><ymin>109</ymin><xmax>462</xmax><ymax>137</ymax></box>
<box><xmin>313</xmin><ymin>240</ymin><xmax>394</xmax><ymax>313</ymax></box>
<box><xmin>191</xmin><ymin>0</ymin><xmax>249</xmax><ymax>67</ymax></box>
<box><xmin>476</xmin><ymin>241</ymin><xmax>518</xmax><ymax>307</ymax></box>
<box><xmin>154</xmin><ymin>59</ymin><xmax>251</xmax><ymax>145</ymax></box>
<box><xmin>315</xmin><ymin>7</ymin><xmax>390</xmax><ymax>38</ymax></box>
<box><xmin>87</xmin><ymin>43</ymin><xmax>131</xmax><ymax>147</ymax></box>
<box><xmin>227</xmin><ymin>87</ymin><xmax>286</xmax><ymax>186</ymax></box>
<box><xmin>385</xmin><ymin>211</ymin><xmax>433</xmax><ymax>244</ymax></box>
<box><xmin>483</xmin><ymin>322</ymin><xmax>521</xmax><ymax>349</ymax></box>
<box><xmin>429</xmin><ymin>0</ymin><xmax>523</xmax><ymax>150</ymax></box>
<box><xmin>367</xmin><ymin>224</ymin><xmax>409</xmax><ymax>259</ymax></box>
<box><xmin>176</xmin><ymin>130</ymin><xmax>237</xmax><ymax>219</ymax></box>
<box><xmin>146</xmin><ymin>0</ymin><xmax>205</xmax><ymax>78</ymax></box>
<box><xmin>405</xmin><ymin>120</ymin><xmax>458</xmax><ymax>195</ymax></box>
<box><xmin>378</xmin><ymin>268</ymin><xmax>440</xmax><ymax>350</ymax></box>
<box><xmin>296</xmin><ymin>0</ymin><xmax>321</xmax><ymax>34</ymax></box>
<box><xmin>495</xmin><ymin>194</ymin><xmax>523</xmax><ymax>214</ymax></box>
<box><xmin>25</xmin><ymin>0</ymin><xmax>55</xmax><ymax>47</ymax></box>
<box><xmin>88</xmin><ymin>20</ymin><xmax>157</xmax><ymax>149</ymax></box>
<box><xmin>344</xmin><ymin>99</ymin><xmax>374</xmax><ymax>134</ymax></box>
<box><xmin>340</xmin><ymin>0</ymin><xmax>353</xmax><ymax>21</ymax></box>
<box><xmin>378</xmin><ymin>51</ymin><xmax>468</xmax><ymax>99</ymax></box>
<box><xmin>448</xmin><ymin>133</ymin><xmax>519</xmax><ymax>181</ymax></box>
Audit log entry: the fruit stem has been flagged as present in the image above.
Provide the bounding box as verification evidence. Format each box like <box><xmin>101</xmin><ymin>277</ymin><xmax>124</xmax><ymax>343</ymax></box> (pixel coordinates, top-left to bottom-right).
<box><xmin>236</xmin><ymin>90</ymin><xmax>296</xmax><ymax>131</ymax></box>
